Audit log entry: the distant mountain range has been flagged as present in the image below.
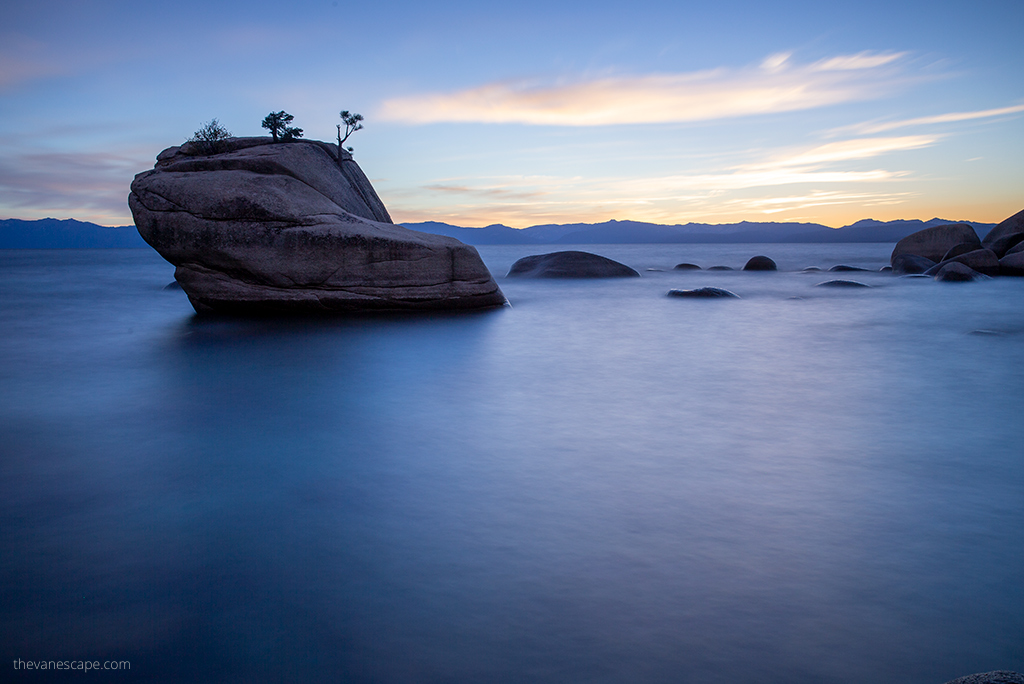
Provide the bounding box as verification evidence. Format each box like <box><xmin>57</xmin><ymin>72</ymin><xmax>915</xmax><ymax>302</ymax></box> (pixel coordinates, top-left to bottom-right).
<box><xmin>0</xmin><ymin>218</ymin><xmax>147</xmax><ymax>248</ymax></box>
<box><xmin>0</xmin><ymin>216</ymin><xmax>996</xmax><ymax>249</ymax></box>
<box><xmin>403</xmin><ymin>218</ymin><xmax>996</xmax><ymax>245</ymax></box>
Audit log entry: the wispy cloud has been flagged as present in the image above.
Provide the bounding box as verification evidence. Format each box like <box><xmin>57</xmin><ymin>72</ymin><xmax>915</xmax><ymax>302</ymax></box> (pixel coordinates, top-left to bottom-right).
<box><xmin>749</xmin><ymin>135</ymin><xmax>939</xmax><ymax>169</ymax></box>
<box><xmin>386</xmin><ymin>132</ymin><xmax>933</xmax><ymax>227</ymax></box>
<box><xmin>422</xmin><ymin>183</ymin><xmax>546</xmax><ymax>201</ymax></box>
<box><xmin>0</xmin><ymin>150</ymin><xmax>145</xmax><ymax>224</ymax></box>
<box><xmin>841</xmin><ymin>103</ymin><xmax>1024</xmax><ymax>135</ymax></box>
<box><xmin>380</xmin><ymin>51</ymin><xmax>908</xmax><ymax>126</ymax></box>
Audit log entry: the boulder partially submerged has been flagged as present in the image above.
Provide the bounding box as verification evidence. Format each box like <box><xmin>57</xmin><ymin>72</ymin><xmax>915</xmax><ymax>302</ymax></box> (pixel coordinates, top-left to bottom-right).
<box><xmin>505</xmin><ymin>251</ymin><xmax>640</xmax><ymax>278</ymax></box>
<box><xmin>923</xmin><ymin>248</ymin><xmax>1001</xmax><ymax>277</ymax></box>
<box><xmin>934</xmin><ymin>262</ymin><xmax>989</xmax><ymax>282</ymax></box>
<box><xmin>742</xmin><ymin>255</ymin><xmax>777</xmax><ymax>271</ymax></box>
<box><xmin>892</xmin><ymin>254</ymin><xmax>935</xmax><ymax>275</ymax></box>
<box><xmin>129</xmin><ymin>137</ymin><xmax>505</xmax><ymax>314</ymax></box>
<box><xmin>667</xmin><ymin>287</ymin><xmax>739</xmax><ymax>298</ymax></box>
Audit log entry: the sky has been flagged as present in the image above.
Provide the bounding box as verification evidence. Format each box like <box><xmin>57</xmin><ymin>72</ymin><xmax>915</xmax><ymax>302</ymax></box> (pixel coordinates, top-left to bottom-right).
<box><xmin>1</xmin><ymin>0</ymin><xmax>1022</xmax><ymax>228</ymax></box>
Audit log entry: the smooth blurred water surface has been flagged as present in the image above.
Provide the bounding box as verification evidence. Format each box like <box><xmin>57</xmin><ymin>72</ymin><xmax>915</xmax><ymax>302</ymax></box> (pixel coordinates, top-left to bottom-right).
<box><xmin>1</xmin><ymin>246</ymin><xmax>1022</xmax><ymax>683</ymax></box>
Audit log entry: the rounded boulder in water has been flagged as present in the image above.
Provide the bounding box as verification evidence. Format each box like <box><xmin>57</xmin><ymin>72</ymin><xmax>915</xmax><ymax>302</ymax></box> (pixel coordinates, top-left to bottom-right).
<box><xmin>815</xmin><ymin>279</ymin><xmax>871</xmax><ymax>288</ymax></box>
<box><xmin>934</xmin><ymin>262</ymin><xmax>988</xmax><ymax>282</ymax></box>
<box><xmin>742</xmin><ymin>255</ymin><xmax>777</xmax><ymax>271</ymax></box>
<box><xmin>505</xmin><ymin>251</ymin><xmax>640</xmax><ymax>278</ymax></box>
<box><xmin>892</xmin><ymin>254</ymin><xmax>936</xmax><ymax>275</ymax></box>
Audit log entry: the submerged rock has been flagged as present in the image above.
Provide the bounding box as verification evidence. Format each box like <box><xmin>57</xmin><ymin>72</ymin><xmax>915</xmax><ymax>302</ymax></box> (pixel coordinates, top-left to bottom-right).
<box><xmin>892</xmin><ymin>253</ymin><xmax>936</xmax><ymax>275</ymax></box>
<box><xmin>505</xmin><ymin>251</ymin><xmax>640</xmax><ymax>278</ymax></box>
<box><xmin>934</xmin><ymin>262</ymin><xmax>988</xmax><ymax>282</ymax></box>
<box><xmin>129</xmin><ymin>137</ymin><xmax>504</xmax><ymax>313</ymax></box>
<box><xmin>667</xmin><ymin>287</ymin><xmax>740</xmax><ymax>298</ymax></box>
<box><xmin>891</xmin><ymin>223</ymin><xmax>980</xmax><ymax>264</ymax></box>
<box><xmin>981</xmin><ymin>208</ymin><xmax>1024</xmax><ymax>257</ymax></box>
<box><xmin>829</xmin><ymin>264</ymin><xmax>869</xmax><ymax>272</ymax></box>
<box><xmin>815</xmin><ymin>279</ymin><xmax>871</xmax><ymax>288</ymax></box>
<box><xmin>742</xmin><ymin>255</ymin><xmax>777</xmax><ymax>271</ymax></box>
<box><xmin>673</xmin><ymin>263</ymin><xmax>702</xmax><ymax>270</ymax></box>
<box><xmin>707</xmin><ymin>265</ymin><xmax>734</xmax><ymax>271</ymax></box>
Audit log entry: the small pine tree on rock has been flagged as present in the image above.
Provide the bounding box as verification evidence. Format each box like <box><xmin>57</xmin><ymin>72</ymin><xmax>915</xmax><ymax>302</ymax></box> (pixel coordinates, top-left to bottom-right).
<box><xmin>261</xmin><ymin>111</ymin><xmax>303</xmax><ymax>142</ymax></box>
<box><xmin>337</xmin><ymin>110</ymin><xmax>364</xmax><ymax>161</ymax></box>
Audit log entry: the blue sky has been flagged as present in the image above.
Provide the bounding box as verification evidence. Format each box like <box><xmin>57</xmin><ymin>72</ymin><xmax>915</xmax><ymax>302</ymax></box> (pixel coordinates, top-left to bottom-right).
<box><xmin>1</xmin><ymin>0</ymin><xmax>1021</xmax><ymax>227</ymax></box>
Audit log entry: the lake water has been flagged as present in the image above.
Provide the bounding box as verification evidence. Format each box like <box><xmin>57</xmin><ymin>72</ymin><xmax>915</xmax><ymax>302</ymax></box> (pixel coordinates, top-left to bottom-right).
<box><xmin>1</xmin><ymin>245</ymin><xmax>1022</xmax><ymax>683</ymax></box>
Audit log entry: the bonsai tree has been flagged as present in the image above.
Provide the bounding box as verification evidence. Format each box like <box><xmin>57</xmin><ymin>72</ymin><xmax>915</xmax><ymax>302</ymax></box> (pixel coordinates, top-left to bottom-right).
<box><xmin>337</xmin><ymin>110</ymin><xmax>364</xmax><ymax>159</ymax></box>
<box><xmin>261</xmin><ymin>111</ymin><xmax>303</xmax><ymax>142</ymax></box>
<box><xmin>188</xmin><ymin>118</ymin><xmax>232</xmax><ymax>154</ymax></box>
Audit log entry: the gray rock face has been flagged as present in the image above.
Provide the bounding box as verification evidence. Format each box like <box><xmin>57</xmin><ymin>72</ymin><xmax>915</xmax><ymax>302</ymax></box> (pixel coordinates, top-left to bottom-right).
<box><xmin>934</xmin><ymin>262</ymin><xmax>988</xmax><ymax>282</ymax></box>
<box><xmin>891</xmin><ymin>223</ymin><xmax>981</xmax><ymax>264</ymax></box>
<box><xmin>999</xmin><ymin>250</ymin><xmax>1024</xmax><ymax>276</ymax></box>
<box><xmin>981</xmin><ymin>208</ymin><xmax>1024</xmax><ymax>257</ymax></box>
<box><xmin>505</xmin><ymin>251</ymin><xmax>640</xmax><ymax>278</ymax></box>
<box><xmin>892</xmin><ymin>253</ymin><xmax>936</xmax><ymax>275</ymax></box>
<box><xmin>924</xmin><ymin>248</ymin><xmax>1001</xmax><ymax>277</ymax></box>
<box><xmin>667</xmin><ymin>287</ymin><xmax>739</xmax><ymax>298</ymax></box>
<box><xmin>743</xmin><ymin>255</ymin><xmax>777</xmax><ymax>271</ymax></box>
<box><xmin>942</xmin><ymin>671</ymin><xmax>1024</xmax><ymax>684</ymax></box>
<box><xmin>129</xmin><ymin>137</ymin><xmax>505</xmax><ymax>313</ymax></box>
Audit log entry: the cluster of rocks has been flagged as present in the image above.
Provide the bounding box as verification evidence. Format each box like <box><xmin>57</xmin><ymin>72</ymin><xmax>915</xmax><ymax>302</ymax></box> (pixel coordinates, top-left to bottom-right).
<box><xmin>132</xmin><ymin>137</ymin><xmax>1021</xmax><ymax>315</ymax></box>
<box><xmin>130</xmin><ymin>137</ymin><xmax>505</xmax><ymax>314</ymax></box>
<box><xmin>890</xmin><ymin>211</ymin><xmax>1024</xmax><ymax>281</ymax></box>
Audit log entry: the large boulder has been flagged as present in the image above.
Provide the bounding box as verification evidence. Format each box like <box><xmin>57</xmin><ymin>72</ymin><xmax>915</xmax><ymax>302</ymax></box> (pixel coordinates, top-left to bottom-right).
<box><xmin>129</xmin><ymin>137</ymin><xmax>505</xmax><ymax>313</ymax></box>
<box><xmin>505</xmin><ymin>251</ymin><xmax>640</xmax><ymax>278</ymax></box>
<box><xmin>891</xmin><ymin>223</ymin><xmax>980</xmax><ymax>264</ymax></box>
<box><xmin>924</xmin><ymin>248</ymin><xmax>1001</xmax><ymax>277</ymax></box>
<box><xmin>981</xmin><ymin>208</ymin><xmax>1024</xmax><ymax>257</ymax></box>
